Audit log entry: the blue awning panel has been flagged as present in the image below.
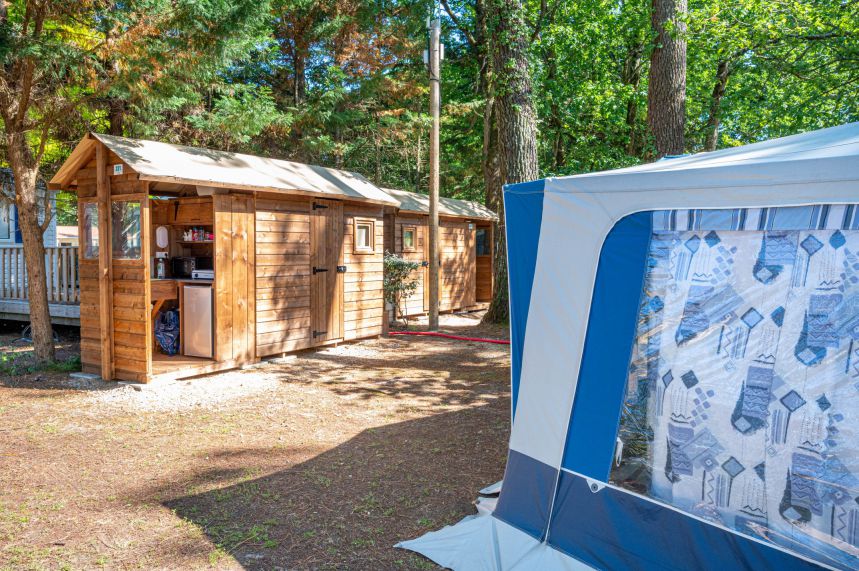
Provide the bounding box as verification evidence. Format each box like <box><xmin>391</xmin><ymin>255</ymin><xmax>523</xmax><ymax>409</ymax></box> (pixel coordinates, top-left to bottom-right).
<box><xmin>561</xmin><ymin>211</ymin><xmax>652</xmax><ymax>479</ymax></box>
<box><xmin>503</xmin><ymin>180</ymin><xmax>546</xmax><ymax>419</ymax></box>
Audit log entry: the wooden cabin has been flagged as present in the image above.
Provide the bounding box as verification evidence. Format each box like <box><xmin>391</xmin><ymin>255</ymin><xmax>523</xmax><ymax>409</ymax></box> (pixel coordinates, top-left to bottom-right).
<box><xmin>382</xmin><ymin>188</ymin><xmax>497</xmax><ymax>317</ymax></box>
<box><xmin>48</xmin><ymin>133</ymin><xmax>397</xmax><ymax>383</ymax></box>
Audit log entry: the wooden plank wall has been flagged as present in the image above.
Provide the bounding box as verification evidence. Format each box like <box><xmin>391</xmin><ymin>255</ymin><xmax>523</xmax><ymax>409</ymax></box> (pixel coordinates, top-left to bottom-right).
<box><xmin>214</xmin><ymin>194</ymin><xmax>256</xmax><ymax>363</ymax></box>
<box><xmin>343</xmin><ymin>203</ymin><xmax>385</xmax><ymax>340</ymax></box>
<box><xmin>77</xmin><ymin>149</ymin><xmax>150</xmax><ymax>380</ymax></box>
<box><xmin>392</xmin><ymin>214</ymin><xmax>427</xmax><ymax>317</ymax></box>
<box><xmin>111</xmin><ymin>260</ymin><xmax>148</xmax><ymax>381</ymax></box>
<box><xmin>77</xmin><ymin>152</ymin><xmax>102</xmax><ymax>373</ymax></box>
<box><xmin>78</xmin><ymin>171</ymin><xmax>100</xmax><ymax>374</ymax></box>
<box><xmin>109</xmin><ymin>152</ymin><xmax>150</xmax><ymax>381</ymax></box>
<box><xmin>439</xmin><ymin>218</ymin><xmax>476</xmax><ymax>312</ymax></box>
<box><xmin>254</xmin><ymin>195</ymin><xmax>313</xmax><ymax>356</ymax></box>
<box><xmin>388</xmin><ymin>213</ymin><xmax>485</xmax><ymax>316</ymax></box>
<box><xmin>75</xmin><ymin>150</ymin><xmax>141</xmax><ymax>198</ymax></box>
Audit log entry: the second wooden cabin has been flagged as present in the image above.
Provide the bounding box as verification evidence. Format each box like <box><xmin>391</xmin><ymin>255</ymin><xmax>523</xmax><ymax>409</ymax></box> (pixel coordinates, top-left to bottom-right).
<box><xmin>382</xmin><ymin>188</ymin><xmax>497</xmax><ymax>317</ymax></box>
<box><xmin>49</xmin><ymin>133</ymin><xmax>398</xmax><ymax>383</ymax></box>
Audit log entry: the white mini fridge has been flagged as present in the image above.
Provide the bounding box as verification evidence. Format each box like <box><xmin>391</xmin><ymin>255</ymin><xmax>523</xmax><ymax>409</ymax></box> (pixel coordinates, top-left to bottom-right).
<box><xmin>183</xmin><ymin>285</ymin><xmax>213</xmax><ymax>358</ymax></box>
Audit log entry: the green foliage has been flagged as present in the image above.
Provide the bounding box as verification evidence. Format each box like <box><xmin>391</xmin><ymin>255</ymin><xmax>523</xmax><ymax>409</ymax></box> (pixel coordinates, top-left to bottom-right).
<box><xmin>0</xmin><ymin>0</ymin><xmax>273</xmax><ymax>175</ymax></box>
<box><xmin>0</xmin><ymin>352</ymin><xmax>80</xmax><ymax>376</ymax></box>
<box><xmin>55</xmin><ymin>192</ymin><xmax>77</xmax><ymax>226</ymax></box>
<box><xmin>185</xmin><ymin>85</ymin><xmax>288</xmax><ymax>149</ymax></box>
<box><xmin>686</xmin><ymin>0</ymin><xmax>859</xmax><ymax>149</ymax></box>
<box><xmin>3</xmin><ymin>0</ymin><xmax>857</xmax><ymax>209</ymax></box>
<box><xmin>383</xmin><ymin>252</ymin><xmax>421</xmax><ymax>324</ymax></box>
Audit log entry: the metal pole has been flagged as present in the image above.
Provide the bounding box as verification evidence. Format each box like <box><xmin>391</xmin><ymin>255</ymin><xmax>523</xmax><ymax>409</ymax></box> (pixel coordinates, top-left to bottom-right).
<box><xmin>428</xmin><ymin>18</ymin><xmax>441</xmax><ymax>331</ymax></box>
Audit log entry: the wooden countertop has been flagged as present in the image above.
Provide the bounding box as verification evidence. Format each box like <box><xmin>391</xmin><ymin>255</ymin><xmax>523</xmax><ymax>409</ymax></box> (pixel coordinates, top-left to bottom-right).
<box><xmin>151</xmin><ymin>279</ymin><xmax>213</xmax><ymax>284</ymax></box>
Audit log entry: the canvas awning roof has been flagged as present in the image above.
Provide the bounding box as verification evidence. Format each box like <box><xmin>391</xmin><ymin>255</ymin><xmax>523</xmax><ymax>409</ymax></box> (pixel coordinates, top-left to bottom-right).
<box><xmin>49</xmin><ymin>133</ymin><xmax>398</xmax><ymax>206</ymax></box>
<box><xmin>540</xmin><ymin>121</ymin><xmax>859</xmax><ymax>195</ymax></box>
<box><xmin>383</xmin><ymin>188</ymin><xmax>497</xmax><ymax>221</ymax></box>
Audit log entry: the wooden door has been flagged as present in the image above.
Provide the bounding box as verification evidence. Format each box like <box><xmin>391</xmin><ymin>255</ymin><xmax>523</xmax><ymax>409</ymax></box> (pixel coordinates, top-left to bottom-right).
<box><xmin>310</xmin><ymin>198</ymin><xmax>344</xmax><ymax>343</ymax></box>
<box><xmin>465</xmin><ymin>222</ymin><xmax>477</xmax><ymax>308</ymax></box>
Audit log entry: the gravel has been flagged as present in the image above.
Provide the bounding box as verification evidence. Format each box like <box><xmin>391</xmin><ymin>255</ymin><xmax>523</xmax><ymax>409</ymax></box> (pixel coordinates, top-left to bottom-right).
<box><xmin>70</xmin><ymin>344</ymin><xmax>385</xmax><ymax>412</ymax></box>
<box><xmin>75</xmin><ymin>367</ymin><xmax>284</xmax><ymax>412</ymax></box>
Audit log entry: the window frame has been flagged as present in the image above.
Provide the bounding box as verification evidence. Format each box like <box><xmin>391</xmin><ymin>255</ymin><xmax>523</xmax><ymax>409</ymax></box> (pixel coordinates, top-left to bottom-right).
<box><xmin>110</xmin><ymin>199</ymin><xmax>142</xmax><ymax>261</ymax></box>
<box><xmin>79</xmin><ymin>198</ymin><xmax>100</xmax><ymax>260</ymax></box>
<box><xmin>475</xmin><ymin>226</ymin><xmax>491</xmax><ymax>257</ymax></box>
<box><xmin>0</xmin><ymin>201</ymin><xmax>12</xmax><ymax>243</ymax></box>
<box><xmin>353</xmin><ymin>217</ymin><xmax>376</xmax><ymax>254</ymax></box>
<box><xmin>401</xmin><ymin>224</ymin><xmax>417</xmax><ymax>253</ymax></box>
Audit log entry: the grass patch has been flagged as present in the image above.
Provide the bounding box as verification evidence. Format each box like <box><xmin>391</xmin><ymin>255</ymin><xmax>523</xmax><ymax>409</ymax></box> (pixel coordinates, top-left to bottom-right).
<box><xmin>0</xmin><ymin>352</ymin><xmax>81</xmax><ymax>376</ymax></box>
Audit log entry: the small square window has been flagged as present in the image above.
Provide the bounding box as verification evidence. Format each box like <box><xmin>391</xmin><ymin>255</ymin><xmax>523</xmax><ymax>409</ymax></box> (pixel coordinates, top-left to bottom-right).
<box><xmin>402</xmin><ymin>225</ymin><xmax>417</xmax><ymax>252</ymax></box>
<box><xmin>81</xmin><ymin>201</ymin><xmax>99</xmax><ymax>259</ymax></box>
<box><xmin>354</xmin><ymin>218</ymin><xmax>375</xmax><ymax>253</ymax></box>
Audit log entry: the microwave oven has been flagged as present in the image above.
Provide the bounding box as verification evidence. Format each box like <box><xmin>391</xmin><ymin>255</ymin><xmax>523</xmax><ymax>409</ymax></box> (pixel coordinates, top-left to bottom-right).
<box><xmin>171</xmin><ymin>256</ymin><xmax>213</xmax><ymax>278</ymax></box>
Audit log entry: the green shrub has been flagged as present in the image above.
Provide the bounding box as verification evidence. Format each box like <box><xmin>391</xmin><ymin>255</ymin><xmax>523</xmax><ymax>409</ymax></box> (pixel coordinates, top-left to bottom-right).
<box><xmin>383</xmin><ymin>252</ymin><xmax>420</xmax><ymax>325</ymax></box>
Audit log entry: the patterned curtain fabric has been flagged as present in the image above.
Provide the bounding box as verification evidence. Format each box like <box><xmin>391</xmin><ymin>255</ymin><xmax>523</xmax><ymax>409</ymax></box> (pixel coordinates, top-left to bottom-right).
<box><xmin>613</xmin><ymin>206</ymin><xmax>859</xmax><ymax>569</ymax></box>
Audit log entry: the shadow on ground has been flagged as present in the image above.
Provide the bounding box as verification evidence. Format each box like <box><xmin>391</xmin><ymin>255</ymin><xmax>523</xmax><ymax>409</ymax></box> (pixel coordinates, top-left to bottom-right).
<box><xmin>276</xmin><ymin>336</ymin><xmax>507</xmax><ymax>407</ymax></box>
<box><xmin>163</xmin><ymin>404</ymin><xmax>507</xmax><ymax>570</ymax></box>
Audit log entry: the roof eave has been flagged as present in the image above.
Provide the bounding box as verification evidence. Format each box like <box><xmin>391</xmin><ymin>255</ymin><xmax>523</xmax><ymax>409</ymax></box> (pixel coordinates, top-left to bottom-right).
<box><xmin>48</xmin><ymin>133</ymin><xmax>98</xmax><ymax>190</ymax></box>
<box><xmin>393</xmin><ymin>205</ymin><xmax>497</xmax><ymax>221</ymax></box>
<box><xmin>139</xmin><ymin>174</ymin><xmax>398</xmax><ymax>206</ymax></box>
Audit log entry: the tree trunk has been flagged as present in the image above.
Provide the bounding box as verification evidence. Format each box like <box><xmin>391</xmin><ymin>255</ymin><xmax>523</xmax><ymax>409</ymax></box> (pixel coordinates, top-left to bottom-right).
<box><xmin>647</xmin><ymin>0</ymin><xmax>687</xmax><ymax>157</ymax></box>
<box><xmin>483</xmin><ymin>0</ymin><xmax>539</xmax><ymax>324</ymax></box>
<box><xmin>294</xmin><ymin>49</ymin><xmax>307</xmax><ymax>106</ymax></box>
<box><xmin>482</xmin><ymin>97</ymin><xmax>505</xmax><ymax>322</ymax></box>
<box><xmin>623</xmin><ymin>39</ymin><xmax>645</xmax><ymax>156</ymax></box>
<box><xmin>107</xmin><ymin>97</ymin><xmax>125</xmax><ymax>136</ymax></box>
<box><xmin>6</xmin><ymin>132</ymin><xmax>55</xmax><ymax>363</ymax></box>
<box><xmin>704</xmin><ymin>59</ymin><xmax>731</xmax><ymax>151</ymax></box>
<box><xmin>545</xmin><ymin>47</ymin><xmax>565</xmax><ymax>170</ymax></box>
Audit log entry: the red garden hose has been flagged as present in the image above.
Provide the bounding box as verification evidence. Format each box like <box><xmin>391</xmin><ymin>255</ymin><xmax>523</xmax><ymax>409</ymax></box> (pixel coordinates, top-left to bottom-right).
<box><xmin>388</xmin><ymin>331</ymin><xmax>510</xmax><ymax>345</ymax></box>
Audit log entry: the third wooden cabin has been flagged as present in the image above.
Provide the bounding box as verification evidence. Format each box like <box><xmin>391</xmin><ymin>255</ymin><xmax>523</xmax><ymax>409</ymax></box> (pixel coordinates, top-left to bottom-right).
<box><xmin>382</xmin><ymin>188</ymin><xmax>497</xmax><ymax>317</ymax></box>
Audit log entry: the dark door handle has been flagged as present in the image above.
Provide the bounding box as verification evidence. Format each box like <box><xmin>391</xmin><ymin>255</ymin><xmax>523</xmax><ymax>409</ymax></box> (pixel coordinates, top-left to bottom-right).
<box><xmin>313</xmin><ymin>267</ymin><xmax>329</xmax><ymax>274</ymax></box>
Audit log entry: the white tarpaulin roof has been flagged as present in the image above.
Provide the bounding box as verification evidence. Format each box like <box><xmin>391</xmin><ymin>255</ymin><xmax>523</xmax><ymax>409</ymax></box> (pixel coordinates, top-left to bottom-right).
<box><xmin>547</xmin><ymin>121</ymin><xmax>859</xmax><ymax>195</ymax></box>
<box><xmin>50</xmin><ymin>133</ymin><xmax>398</xmax><ymax>205</ymax></box>
<box><xmin>383</xmin><ymin>187</ymin><xmax>497</xmax><ymax>220</ymax></box>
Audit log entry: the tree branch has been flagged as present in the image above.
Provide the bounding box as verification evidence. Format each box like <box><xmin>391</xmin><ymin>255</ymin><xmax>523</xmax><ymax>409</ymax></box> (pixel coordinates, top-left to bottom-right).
<box><xmin>530</xmin><ymin>0</ymin><xmax>560</xmax><ymax>42</ymax></box>
<box><xmin>441</xmin><ymin>0</ymin><xmax>476</xmax><ymax>48</ymax></box>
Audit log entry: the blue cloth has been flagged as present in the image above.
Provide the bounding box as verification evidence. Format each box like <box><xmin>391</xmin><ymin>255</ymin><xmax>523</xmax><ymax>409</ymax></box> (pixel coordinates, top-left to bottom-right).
<box><xmin>154</xmin><ymin>309</ymin><xmax>180</xmax><ymax>355</ymax></box>
<box><xmin>503</xmin><ymin>180</ymin><xmax>546</xmax><ymax>419</ymax></box>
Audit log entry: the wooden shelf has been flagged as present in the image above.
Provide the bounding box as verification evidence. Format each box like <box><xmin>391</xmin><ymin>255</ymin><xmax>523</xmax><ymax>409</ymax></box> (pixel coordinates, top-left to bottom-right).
<box><xmin>177</xmin><ymin>240</ymin><xmax>213</xmax><ymax>244</ymax></box>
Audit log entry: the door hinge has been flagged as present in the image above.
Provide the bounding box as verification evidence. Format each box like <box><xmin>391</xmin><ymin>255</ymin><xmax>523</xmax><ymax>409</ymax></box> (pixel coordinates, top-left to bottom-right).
<box><xmin>312</xmin><ymin>203</ymin><xmax>329</xmax><ymax>210</ymax></box>
<box><xmin>312</xmin><ymin>266</ymin><xmax>329</xmax><ymax>274</ymax></box>
<box><xmin>313</xmin><ymin>330</ymin><xmax>328</xmax><ymax>338</ymax></box>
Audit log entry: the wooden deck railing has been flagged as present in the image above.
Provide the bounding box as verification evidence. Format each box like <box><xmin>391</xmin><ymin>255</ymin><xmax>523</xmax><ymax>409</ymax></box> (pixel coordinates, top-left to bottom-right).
<box><xmin>0</xmin><ymin>245</ymin><xmax>80</xmax><ymax>304</ymax></box>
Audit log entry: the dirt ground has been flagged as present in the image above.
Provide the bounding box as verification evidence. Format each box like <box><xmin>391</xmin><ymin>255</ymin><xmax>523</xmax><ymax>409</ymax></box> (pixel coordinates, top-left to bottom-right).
<box><xmin>0</xmin><ymin>313</ymin><xmax>511</xmax><ymax>570</ymax></box>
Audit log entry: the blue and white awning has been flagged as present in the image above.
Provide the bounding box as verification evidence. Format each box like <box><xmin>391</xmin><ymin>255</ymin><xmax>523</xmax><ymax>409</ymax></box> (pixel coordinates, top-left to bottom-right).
<box><xmin>400</xmin><ymin>123</ymin><xmax>859</xmax><ymax>571</ymax></box>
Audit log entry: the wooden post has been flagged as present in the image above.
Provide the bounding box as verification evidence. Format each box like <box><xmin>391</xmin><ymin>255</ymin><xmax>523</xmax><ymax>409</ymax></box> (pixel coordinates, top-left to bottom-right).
<box><xmin>96</xmin><ymin>143</ymin><xmax>114</xmax><ymax>381</ymax></box>
<box><xmin>141</xmin><ymin>187</ymin><xmax>153</xmax><ymax>378</ymax></box>
<box><xmin>428</xmin><ymin>18</ymin><xmax>441</xmax><ymax>331</ymax></box>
